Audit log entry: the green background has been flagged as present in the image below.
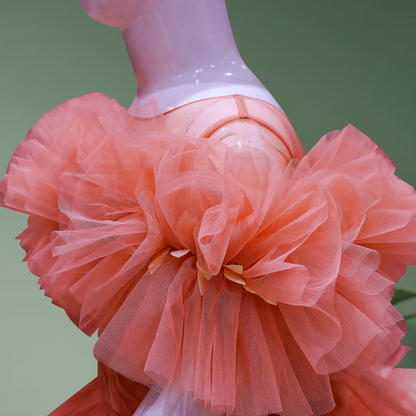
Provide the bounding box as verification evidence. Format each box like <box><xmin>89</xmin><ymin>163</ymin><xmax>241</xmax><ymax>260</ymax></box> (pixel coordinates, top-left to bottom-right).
<box><xmin>1</xmin><ymin>0</ymin><xmax>415</xmax><ymax>414</ymax></box>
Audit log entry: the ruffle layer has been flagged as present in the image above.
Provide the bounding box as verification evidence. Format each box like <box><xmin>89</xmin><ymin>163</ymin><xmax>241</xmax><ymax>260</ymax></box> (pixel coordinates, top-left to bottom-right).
<box><xmin>327</xmin><ymin>368</ymin><xmax>416</xmax><ymax>416</ymax></box>
<box><xmin>0</xmin><ymin>93</ymin><xmax>168</xmax><ymax>315</ymax></box>
<box><xmin>49</xmin><ymin>362</ymin><xmax>149</xmax><ymax>416</ymax></box>
<box><xmin>2</xmin><ymin>94</ymin><xmax>416</xmax><ymax>416</ymax></box>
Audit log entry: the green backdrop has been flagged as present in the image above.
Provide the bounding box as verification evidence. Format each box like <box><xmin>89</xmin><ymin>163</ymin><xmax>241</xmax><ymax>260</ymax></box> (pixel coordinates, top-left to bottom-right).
<box><xmin>1</xmin><ymin>0</ymin><xmax>415</xmax><ymax>414</ymax></box>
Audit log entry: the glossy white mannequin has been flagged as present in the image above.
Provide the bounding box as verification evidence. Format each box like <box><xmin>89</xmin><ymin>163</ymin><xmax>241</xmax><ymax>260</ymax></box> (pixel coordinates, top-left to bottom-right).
<box><xmin>79</xmin><ymin>0</ymin><xmax>282</xmax><ymax>113</ymax></box>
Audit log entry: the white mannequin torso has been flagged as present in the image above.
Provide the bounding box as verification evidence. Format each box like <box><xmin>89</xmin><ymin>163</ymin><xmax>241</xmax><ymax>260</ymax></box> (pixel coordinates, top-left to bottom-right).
<box><xmin>80</xmin><ymin>0</ymin><xmax>282</xmax><ymax>113</ymax></box>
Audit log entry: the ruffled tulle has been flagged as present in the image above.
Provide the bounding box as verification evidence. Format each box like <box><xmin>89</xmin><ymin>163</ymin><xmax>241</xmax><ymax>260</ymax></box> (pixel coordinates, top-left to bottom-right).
<box><xmin>0</xmin><ymin>93</ymin><xmax>137</xmax><ymax>304</ymax></box>
<box><xmin>0</xmin><ymin>93</ymin><xmax>169</xmax><ymax>321</ymax></box>
<box><xmin>49</xmin><ymin>362</ymin><xmax>149</xmax><ymax>416</ymax></box>
<box><xmin>327</xmin><ymin>368</ymin><xmax>416</xmax><ymax>416</ymax></box>
<box><xmin>91</xmin><ymin>125</ymin><xmax>414</xmax><ymax>415</ymax></box>
<box><xmin>1</xmin><ymin>93</ymin><xmax>415</xmax><ymax>416</ymax></box>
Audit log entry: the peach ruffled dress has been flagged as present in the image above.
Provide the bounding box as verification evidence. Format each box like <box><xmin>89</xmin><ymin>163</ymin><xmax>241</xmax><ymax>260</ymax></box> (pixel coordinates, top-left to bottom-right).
<box><xmin>1</xmin><ymin>93</ymin><xmax>416</xmax><ymax>416</ymax></box>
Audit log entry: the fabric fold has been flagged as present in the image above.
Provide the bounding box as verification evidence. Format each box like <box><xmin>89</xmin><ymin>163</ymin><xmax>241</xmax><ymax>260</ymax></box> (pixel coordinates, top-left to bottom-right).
<box><xmin>327</xmin><ymin>368</ymin><xmax>416</xmax><ymax>416</ymax></box>
<box><xmin>49</xmin><ymin>362</ymin><xmax>149</xmax><ymax>416</ymax></box>
<box><xmin>1</xmin><ymin>93</ymin><xmax>416</xmax><ymax>416</ymax></box>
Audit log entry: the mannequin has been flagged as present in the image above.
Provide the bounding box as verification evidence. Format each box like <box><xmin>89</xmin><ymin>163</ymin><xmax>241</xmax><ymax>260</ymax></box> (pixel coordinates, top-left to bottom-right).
<box><xmin>79</xmin><ymin>0</ymin><xmax>282</xmax><ymax>113</ymax></box>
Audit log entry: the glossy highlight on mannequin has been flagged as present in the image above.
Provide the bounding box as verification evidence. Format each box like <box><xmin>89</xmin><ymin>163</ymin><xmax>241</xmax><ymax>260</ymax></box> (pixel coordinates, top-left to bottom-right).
<box><xmin>80</xmin><ymin>0</ymin><xmax>282</xmax><ymax>113</ymax></box>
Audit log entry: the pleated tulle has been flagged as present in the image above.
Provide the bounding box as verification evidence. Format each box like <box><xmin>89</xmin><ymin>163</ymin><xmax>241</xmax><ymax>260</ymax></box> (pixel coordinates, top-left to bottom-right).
<box><xmin>1</xmin><ymin>93</ymin><xmax>416</xmax><ymax>416</ymax></box>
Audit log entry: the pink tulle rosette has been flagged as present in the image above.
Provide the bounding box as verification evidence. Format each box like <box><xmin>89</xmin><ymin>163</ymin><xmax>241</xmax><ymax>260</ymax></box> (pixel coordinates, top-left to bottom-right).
<box><xmin>1</xmin><ymin>93</ymin><xmax>416</xmax><ymax>416</ymax></box>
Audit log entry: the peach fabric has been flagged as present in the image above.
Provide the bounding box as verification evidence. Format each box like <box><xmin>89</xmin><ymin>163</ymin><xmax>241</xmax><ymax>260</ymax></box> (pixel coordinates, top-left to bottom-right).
<box><xmin>1</xmin><ymin>93</ymin><xmax>416</xmax><ymax>416</ymax></box>
<box><xmin>49</xmin><ymin>362</ymin><xmax>149</xmax><ymax>416</ymax></box>
<box><xmin>326</xmin><ymin>368</ymin><xmax>416</xmax><ymax>416</ymax></box>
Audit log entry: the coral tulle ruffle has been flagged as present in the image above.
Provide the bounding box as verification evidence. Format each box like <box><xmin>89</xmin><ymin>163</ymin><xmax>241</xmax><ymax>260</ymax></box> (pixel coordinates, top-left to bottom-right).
<box><xmin>1</xmin><ymin>93</ymin><xmax>416</xmax><ymax>416</ymax></box>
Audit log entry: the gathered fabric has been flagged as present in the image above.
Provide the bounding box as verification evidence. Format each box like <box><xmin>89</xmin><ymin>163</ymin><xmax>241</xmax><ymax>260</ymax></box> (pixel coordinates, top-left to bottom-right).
<box><xmin>327</xmin><ymin>368</ymin><xmax>416</xmax><ymax>416</ymax></box>
<box><xmin>49</xmin><ymin>361</ymin><xmax>149</xmax><ymax>416</ymax></box>
<box><xmin>1</xmin><ymin>93</ymin><xmax>416</xmax><ymax>416</ymax></box>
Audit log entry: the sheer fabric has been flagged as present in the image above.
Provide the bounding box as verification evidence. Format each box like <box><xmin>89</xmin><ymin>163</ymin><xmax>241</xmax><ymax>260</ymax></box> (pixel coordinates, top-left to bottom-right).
<box><xmin>1</xmin><ymin>93</ymin><xmax>416</xmax><ymax>415</ymax></box>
